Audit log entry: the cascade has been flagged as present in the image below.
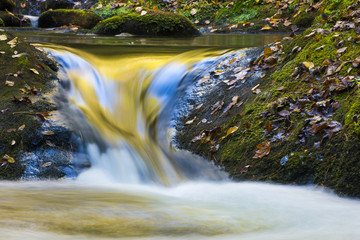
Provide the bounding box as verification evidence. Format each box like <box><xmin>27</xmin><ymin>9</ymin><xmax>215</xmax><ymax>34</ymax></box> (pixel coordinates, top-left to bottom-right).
<box><xmin>46</xmin><ymin>45</ymin><xmax>228</xmax><ymax>185</ymax></box>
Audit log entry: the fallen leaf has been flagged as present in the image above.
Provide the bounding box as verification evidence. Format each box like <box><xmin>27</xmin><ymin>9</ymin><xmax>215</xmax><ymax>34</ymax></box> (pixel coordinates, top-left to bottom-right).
<box><xmin>41</xmin><ymin>162</ymin><xmax>52</xmax><ymax>168</ymax></box>
<box><xmin>283</xmin><ymin>20</ymin><xmax>292</xmax><ymax>27</ymax></box>
<box><xmin>11</xmin><ymin>140</ymin><xmax>15</xmax><ymax>146</ymax></box>
<box><xmin>5</xmin><ymin>80</ymin><xmax>14</xmax><ymax>86</ymax></box>
<box><xmin>0</xmin><ymin>34</ymin><xmax>7</xmax><ymax>41</ymax></box>
<box><xmin>264</xmin><ymin>47</ymin><xmax>273</xmax><ymax>59</ymax></box>
<box><xmin>42</xmin><ymin>131</ymin><xmax>55</xmax><ymax>135</ymax></box>
<box><xmin>266</xmin><ymin>121</ymin><xmax>274</xmax><ymax>132</ymax></box>
<box><xmin>253</xmin><ymin>141</ymin><xmax>271</xmax><ymax>159</ymax></box>
<box><xmin>211</xmin><ymin>101</ymin><xmax>224</xmax><ymax>115</ymax></box>
<box><xmin>261</xmin><ymin>25</ymin><xmax>272</xmax><ymax>31</ymax></box>
<box><xmin>191</xmin><ymin>8</ymin><xmax>197</xmax><ymax>15</ymax></box>
<box><xmin>279</xmin><ymin>110</ymin><xmax>290</xmax><ymax>117</ymax></box>
<box><xmin>336</xmin><ymin>47</ymin><xmax>347</xmax><ymax>55</ymax></box>
<box><xmin>303</xmin><ymin>62</ymin><xmax>315</xmax><ymax>70</ymax></box>
<box><xmin>251</xmin><ymin>84</ymin><xmax>261</xmax><ymax>94</ymax></box>
<box><xmin>18</xmin><ymin>124</ymin><xmax>25</xmax><ymax>131</ymax></box>
<box><xmin>2</xmin><ymin>154</ymin><xmax>15</xmax><ymax>163</ymax></box>
<box><xmin>7</xmin><ymin>37</ymin><xmax>18</xmax><ymax>48</ymax></box>
<box><xmin>185</xmin><ymin>117</ymin><xmax>196</xmax><ymax>125</ymax></box>
<box><xmin>29</xmin><ymin>68</ymin><xmax>39</xmax><ymax>75</ymax></box>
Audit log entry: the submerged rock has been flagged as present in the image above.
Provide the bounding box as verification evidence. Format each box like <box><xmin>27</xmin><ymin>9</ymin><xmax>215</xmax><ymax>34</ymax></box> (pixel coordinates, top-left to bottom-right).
<box><xmin>38</xmin><ymin>9</ymin><xmax>102</xmax><ymax>29</ymax></box>
<box><xmin>93</xmin><ymin>10</ymin><xmax>199</xmax><ymax>37</ymax></box>
<box><xmin>0</xmin><ymin>11</ymin><xmax>20</xmax><ymax>27</ymax></box>
<box><xmin>0</xmin><ymin>0</ymin><xmax>15</xmax><ymax>11</ymax></box>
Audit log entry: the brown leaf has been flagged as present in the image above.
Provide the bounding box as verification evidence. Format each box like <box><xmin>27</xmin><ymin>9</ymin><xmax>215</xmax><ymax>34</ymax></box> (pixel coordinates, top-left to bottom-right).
<box><xmin>253</xmin><ymin>141</ymin><xmax>271</xmax><ymax>159</ymax></box>
<box><xmin>211</xmin><ymin>101</ymin><xmax>224</xmax><ymax>115</ymax></box>
<box><xmin>266</xmin><ymin>121</ymin><xmax>274</xmax><ymax>132</ymax></box>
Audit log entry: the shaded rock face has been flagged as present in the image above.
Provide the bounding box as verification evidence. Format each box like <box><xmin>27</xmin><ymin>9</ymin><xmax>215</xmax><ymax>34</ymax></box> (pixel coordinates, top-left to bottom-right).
<box><xmin>0</xmin><ymin>31</ymin><xmax>88</xmax><ymax>180</ymax></box>
<box><xmin>93</xmin><ymin>10</ymin><xmax>200</xmax><ymax>37</ymax></box>
<box><xmin>0</xmin><ymin>0</ymin><xmax>15</xmax><ymax>11</ymax></box>
<box><xmin>38</xmin><ymin>9</ymin><xmax>102</xmax><ymax>29</ymax></box>
<box><xmin>0</xmin><ymin>11</ymin><xmax>20</xmax><ymax>26</ymax></box>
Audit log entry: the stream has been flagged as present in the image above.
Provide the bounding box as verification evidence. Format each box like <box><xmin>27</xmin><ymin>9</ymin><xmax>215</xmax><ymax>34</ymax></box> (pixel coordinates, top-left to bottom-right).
<box><xmin>2</xmin><ymin>31</ymin><xmax>360</xmax><ymax>239</ymax></box>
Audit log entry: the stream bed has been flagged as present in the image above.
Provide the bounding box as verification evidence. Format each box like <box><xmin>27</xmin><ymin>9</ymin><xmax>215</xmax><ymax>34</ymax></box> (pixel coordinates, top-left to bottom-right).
<box><xmin>2</xmin><ymin>31</ymin><xmax>360</xmax><ymax>239</ymax></box>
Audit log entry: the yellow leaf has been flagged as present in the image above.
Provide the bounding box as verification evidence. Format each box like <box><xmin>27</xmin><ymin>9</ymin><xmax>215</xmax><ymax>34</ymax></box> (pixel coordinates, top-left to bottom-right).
<box><xmin>18</xmin><ymin>124</ymin><xmax>25</xmax><ymax>131</ymax></box>
<box><xmin>29</xmin><ymin>68</ymin><xmax>39</xmax><ymax>75</ymax></box>
<box><xmin>225</xmin><ymin>126</ymin><xmax>238</xmax><ymax>137</ymax></box>
<box><xmin>303</xmin><ymin>62</ymin><xmax>315</xmax><ymax>70</ymax></box>
<box><xmin>264</xmin><ymin>47</ymin><xmax>273</xmax><ymax>59</ymax></box>
<box><xmin>3</xmin><ymin>154</ymin><xmax>15</xmax><ymax>163</ymax></box>
<box><xmin>261</xmin><ymin>25</ymin><xmax>271</xmax><ymax>31</ymax></box>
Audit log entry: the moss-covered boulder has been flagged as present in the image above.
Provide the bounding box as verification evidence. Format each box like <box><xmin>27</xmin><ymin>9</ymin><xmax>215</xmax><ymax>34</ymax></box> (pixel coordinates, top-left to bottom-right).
<box><xmin>93</xmin><ymin>10</ymin><xmax>200</xmax><ymax>37</ymax></box>
<box><xmin>0</xmin><ymin>0</ymin><xmax>15</xmax><ymax>11</ymax></box>
<box><xmin>38</xmin><ymin>9</ymin><xmax>102</xmax><ymax>29</ymax></box>
<box><xmin>0</xmin><ymin>11</ymin><xmax>20</xmax><ymax>27</ymax></box>
<box><xmin>40</xmin><ymin>0</ymin><xmax>74</xmax><ymax>12</ymax></box>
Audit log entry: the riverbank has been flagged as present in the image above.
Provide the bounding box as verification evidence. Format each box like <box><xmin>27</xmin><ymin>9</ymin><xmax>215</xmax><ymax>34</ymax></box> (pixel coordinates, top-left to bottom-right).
<box><xmin>0</xmin><ymin>30</ymin><xmax>85</xmax><ymax>179</ymax></box>
<box><xmin>175</xmin><ymin>0</ymin><xmax>360</xmax><ymax>197</ymax></box>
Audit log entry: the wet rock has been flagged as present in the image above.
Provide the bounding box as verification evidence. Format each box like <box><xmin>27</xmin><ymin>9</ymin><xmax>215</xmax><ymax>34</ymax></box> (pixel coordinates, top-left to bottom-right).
<box><xmin>93</xmin><ymin>10</ymin><xmax>199</xmax><ymax>37</ymax></box>
<box><xmin>38</xmin><ymin>9</ymin><xmax>102</xmax><ymax>29</ymax></box>
<box><xmin>40</xmin><ymin>0</ymin><xmax>75</xmax><ymax>12</ymax></box>
<box><xmin>0</xmin><ymin>0</ymin><xmax>15</xmax><ymax>11</ymax></box>
<box><xmin>0</xmin><ymin>11</ymin><xmax>21</xmax><ymax>27</ymax></box>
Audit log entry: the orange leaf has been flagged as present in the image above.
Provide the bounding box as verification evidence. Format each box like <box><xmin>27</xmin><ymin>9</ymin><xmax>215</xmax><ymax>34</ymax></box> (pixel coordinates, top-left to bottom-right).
<box><xmin>253</xmin><ymin>141</ymin><xmax>271</xmax><ymax>159</ymax></box>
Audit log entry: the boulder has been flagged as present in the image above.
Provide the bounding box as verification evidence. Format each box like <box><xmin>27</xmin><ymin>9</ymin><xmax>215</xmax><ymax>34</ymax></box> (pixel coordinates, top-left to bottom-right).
<box><xmin>38</xmin><ymin>9</ymin><xmax>102</xmax><ymax>29</ymax></box>
<box><xmin>40</xmin><ymin>0</ymin><xmax>74</xmax><ymax>12</ymax></box>
<box><xmin>0</xmin><ymin>0</ymin><xmax>15</xmax><ymax>11</ymax></box>
<box><xmin>93</xmin><ymin>10</ymin><xmax>200</xmax><ymax>37</ymax></box>
<box><xmin>0</xmin><ymin>11</ymin><xmax>20</xmax><ymax>27</ymax></box>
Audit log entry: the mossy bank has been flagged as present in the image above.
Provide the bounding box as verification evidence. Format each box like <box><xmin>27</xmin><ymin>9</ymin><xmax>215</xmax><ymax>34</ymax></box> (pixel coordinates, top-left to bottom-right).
<box><xmin>175</xmin><ymin>0</ymin><xmax>360</xmax><ymax>198</ymax></box>
<box><xmin>0</xmin><ymin>30</ymin><xmax>82</xmax><ymax>179</ymax></box>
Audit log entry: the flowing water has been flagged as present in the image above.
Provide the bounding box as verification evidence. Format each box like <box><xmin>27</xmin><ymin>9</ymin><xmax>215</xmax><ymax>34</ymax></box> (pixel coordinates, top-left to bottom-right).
<box><xmin>2</xmin><ymin>31</ymin><xmax>360</xmax><ymax>239</ymax></box>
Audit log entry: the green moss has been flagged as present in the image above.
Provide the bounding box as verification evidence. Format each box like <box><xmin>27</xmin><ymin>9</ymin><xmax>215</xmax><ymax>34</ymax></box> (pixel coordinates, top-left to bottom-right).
<box><xmin>93</xmin><ymin>10</ymin><xmax>199</xmax><ymax>37</ymax></box>
<box><xmin>0</xmin><ymin>11</ymin><xmax>20</xmax><ymax>27</ymax></box>
<box><xmin>38</xmin><ymin>9</ymin><xmax>102</xmax><ymax>29</ymax></box>
<box><xmin>16</xmin><ymin>55</ymin><xmax>30</xmax><ymax>68</ymax></box>
<box><xmin>293</xmin><ymin>12</ymin><xmax>315</xmax><ymax>28</ymax></box>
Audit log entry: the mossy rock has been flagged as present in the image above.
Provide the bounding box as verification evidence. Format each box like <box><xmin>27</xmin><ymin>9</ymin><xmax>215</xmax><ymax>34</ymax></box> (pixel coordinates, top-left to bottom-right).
<box><xmin>293</xmin><ymin>12</ymin><xmax>315</xmax><ymax>28</ymax></box>
<box><xmin>93</xmin><ymin>10</ymin><xmax>200</xmax><ymax>37</ymax></box>
<box><xmin>0</xmin><ymin>0</ymin><xmax>15</xmax><ymax>11</ymax></box>
<box><xmin>40</xmin><ymin>0</ymin><xmax>74</xmax><ymax>12</ymax></box>
<box><xmin>38</xmin><ymin>9</ymin><xmax>102</xmax><ymax>29</ymax></box>
<box><xmin>0</xmin><ymin>11</ymin><xmax>20</xmax><ymax>27</ymax></box>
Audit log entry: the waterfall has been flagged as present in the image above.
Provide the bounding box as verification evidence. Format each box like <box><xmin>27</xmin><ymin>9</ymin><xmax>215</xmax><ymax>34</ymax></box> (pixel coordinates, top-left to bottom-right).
<box><xmin>45</xmin><ymin>45</ymin><xmax>228</xmax><ymax>185</ymax></box>
<box><xmin>23</xmin><ymin>15</ymin><xmax>39</xmax><ymax>28</ymax></box>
